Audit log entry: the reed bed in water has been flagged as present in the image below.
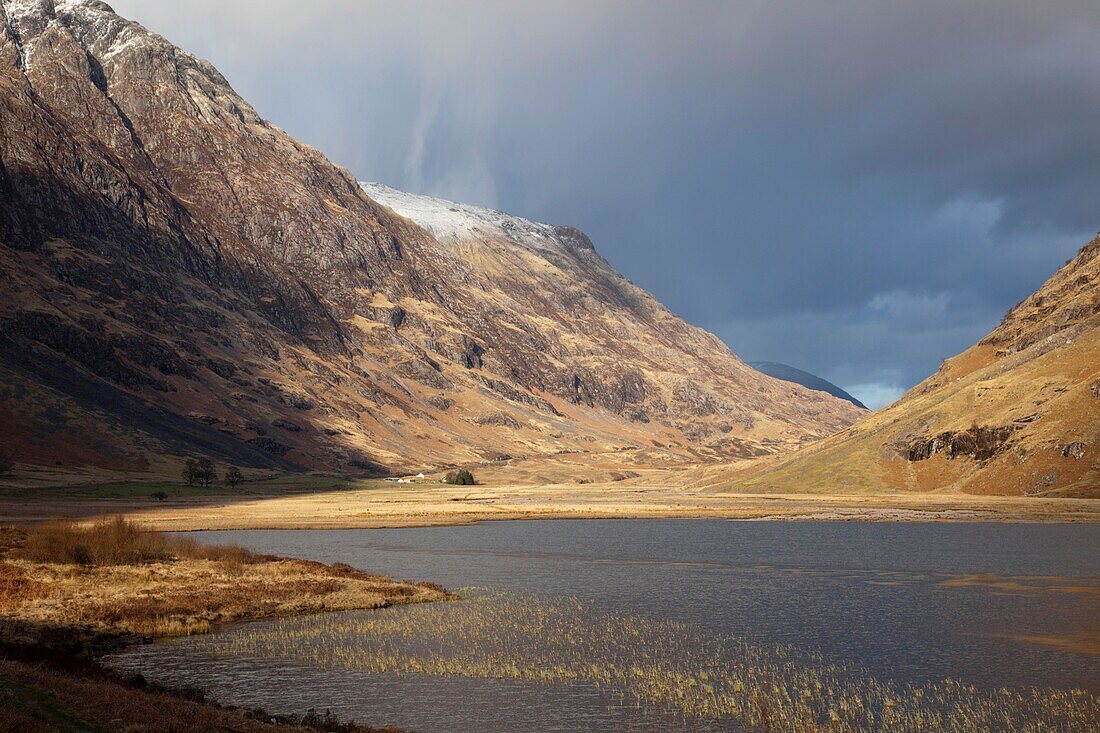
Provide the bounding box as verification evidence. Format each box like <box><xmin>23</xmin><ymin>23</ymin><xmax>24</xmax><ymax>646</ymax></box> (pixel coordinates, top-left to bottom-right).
<box><xmin>195</xmin><ymin>591</ymin><xmax>1098</xmax><ymax>733</ymax></box>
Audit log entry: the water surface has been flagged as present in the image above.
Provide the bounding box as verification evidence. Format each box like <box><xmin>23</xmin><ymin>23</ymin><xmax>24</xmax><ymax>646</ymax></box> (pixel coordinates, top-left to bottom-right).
<box><xmin>109</xmin><ymin>520</ymin><xmax>1099</xmax><ymax>731</ymax></box>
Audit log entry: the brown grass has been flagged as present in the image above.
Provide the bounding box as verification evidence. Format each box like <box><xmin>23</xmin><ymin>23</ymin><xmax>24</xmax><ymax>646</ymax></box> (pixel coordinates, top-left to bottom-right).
<box><xmin>0</xmin><ymin>521</ymin><xmax>448</xmax><ymax>638</ymax></box>
<box><xmin>0</xmin><ymin>563</ymin><xmax>46</xmax><ymax>610</ymax></box>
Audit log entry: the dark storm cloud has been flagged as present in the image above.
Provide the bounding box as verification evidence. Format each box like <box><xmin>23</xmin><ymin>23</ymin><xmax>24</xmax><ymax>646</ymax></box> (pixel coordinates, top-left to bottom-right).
<box><xmin>111</xmin><ymin>1</ymin><xmax>1100</xmax><ymax>409</ymax></box>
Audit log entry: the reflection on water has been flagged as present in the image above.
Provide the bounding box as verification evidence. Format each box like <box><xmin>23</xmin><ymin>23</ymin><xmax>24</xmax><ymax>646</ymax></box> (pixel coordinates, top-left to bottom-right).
<box><xmin>940</xmin><ymin>572</ymin><xmax>1100</xmax><ymax>598</ymax></box>
<box><xmin>108</xmin><ymin>520</ymin><xmax>1100</xmax><ymax>732</ymax></box>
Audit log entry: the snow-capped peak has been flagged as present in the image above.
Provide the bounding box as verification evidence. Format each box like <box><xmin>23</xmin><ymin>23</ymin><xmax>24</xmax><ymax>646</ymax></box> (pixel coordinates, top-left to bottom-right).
<box><xmin>360</xmin><ymin>182</ymin><xmax>593</xmax><ymax>255</ymax></box>
<box><xmin>3</xmin><ymin>0</ymin><xmax>147</xmax><ymax>71</ymax></box>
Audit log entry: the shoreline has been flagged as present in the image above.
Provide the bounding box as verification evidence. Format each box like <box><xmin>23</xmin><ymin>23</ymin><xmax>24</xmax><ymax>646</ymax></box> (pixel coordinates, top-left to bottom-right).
<box><xmin>0</xmin><ymin>521</ymin><xmax>448</xmax><ymax>731</ymax></box>
<box><xmin>158</xmin><ymin>509</ymin><xmax>1100</xmax><ymax>534</ymax></box>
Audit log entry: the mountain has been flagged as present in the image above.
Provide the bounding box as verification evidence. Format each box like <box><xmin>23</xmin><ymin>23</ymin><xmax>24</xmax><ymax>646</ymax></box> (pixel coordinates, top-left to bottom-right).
<box><xmin>748</xmin><ymin>362</ymin><xmax>867</xmax><ymax>409</ymax></box>
<box><xmin>0</xmin><ymin>0</ymin><xmax>861</xmax><ymax>477</ymax></box>
<box><xmin>726</xmin><ymin>236</ymin><xmax>1100</xmax><ymax>497</ymax></box>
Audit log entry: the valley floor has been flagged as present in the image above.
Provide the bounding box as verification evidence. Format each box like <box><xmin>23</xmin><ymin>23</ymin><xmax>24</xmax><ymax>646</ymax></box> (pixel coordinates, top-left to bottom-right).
<box><xmin>1</xmin><ymin>476</ymin><xmax>1096</xmax><ymax>530</ymax></box>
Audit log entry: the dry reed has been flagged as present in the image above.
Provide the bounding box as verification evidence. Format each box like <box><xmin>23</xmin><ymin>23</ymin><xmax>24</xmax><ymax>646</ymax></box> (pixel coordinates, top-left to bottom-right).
<box><xmin>190</xmin><ymin>590</ymin><xmax>1099</xmax><ymax>733</ymax></box>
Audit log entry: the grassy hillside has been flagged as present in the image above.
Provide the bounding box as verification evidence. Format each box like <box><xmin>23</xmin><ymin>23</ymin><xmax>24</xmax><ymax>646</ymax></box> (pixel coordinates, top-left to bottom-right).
<box><xmin>717</xmin><ymin>235</ymin><xmax>1100</xmax><ymax>497</ymax></box>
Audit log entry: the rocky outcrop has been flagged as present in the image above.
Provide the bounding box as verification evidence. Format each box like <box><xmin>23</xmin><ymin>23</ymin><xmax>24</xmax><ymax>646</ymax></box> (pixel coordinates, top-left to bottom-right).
<box><xmin>1061</xmin><ymin>442</ymin><xmax>1087</xmax><ymax>461</ymax></box>
<box><xmin>473</xmin><ymin>412</ymin><xmax>521</xmax><ymax>429</ymax></box>
<box><xmin>0</xmin><ymin>0</ymin><xmax>861</xmax><ymax>475</ymax></box>
<box><xmin>979</xmin><ymin>237</ymin><xmax>1100</xmax><ymax>356</ymax></box>
<box><xmin>905</xmin><ymin>426</ymin><xmax>1018</xmax><ymax>462</ymax></box>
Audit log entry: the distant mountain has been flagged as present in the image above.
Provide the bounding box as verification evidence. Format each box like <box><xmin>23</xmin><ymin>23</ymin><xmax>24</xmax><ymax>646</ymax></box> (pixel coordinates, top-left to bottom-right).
<box><xmin>0</xmin><ymin>0</ymin><xmax>861</xmax><ymax>477</ymax></box>
<box><xmin>748</xmin><ymin>362</ymin><xmax>867</xmax><ymax>409</ymax></box>
<box><xmin>734</xmin><ymin>236</ymin><xmax>1100</xmax><ymax>497</ymax></box>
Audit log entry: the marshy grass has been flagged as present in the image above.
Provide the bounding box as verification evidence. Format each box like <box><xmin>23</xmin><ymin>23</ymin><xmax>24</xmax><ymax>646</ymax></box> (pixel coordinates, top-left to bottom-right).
<box><xmin>193</xmin><ymin>591</ymin><xmax>1099</xmax><ymax>733</ymax></box>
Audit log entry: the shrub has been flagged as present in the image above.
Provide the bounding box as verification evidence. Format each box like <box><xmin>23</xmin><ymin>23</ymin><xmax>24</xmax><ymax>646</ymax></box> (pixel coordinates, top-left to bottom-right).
<box><xmin>151</xmin><ymin>491</ymin><xmax>169</xmax><ymax>501</ymax></box>
<box><xmin>18</xmin><ymin>517</ymin><xmax>171</xmax><ymax>565</ymax></box>
<box><xmin>445</xmin><ymin>469</ymin><xmax>476</xmax><ymax>485</ymax></box>
<box><xmin>0</xmin><ymin>449</ymin><xmax>13</xmax><ymax>476</ymax></box>
<box><xmin>14</xmin><ymin>517</ymin><xmax>263</xmax><ymax>566</ymax></box>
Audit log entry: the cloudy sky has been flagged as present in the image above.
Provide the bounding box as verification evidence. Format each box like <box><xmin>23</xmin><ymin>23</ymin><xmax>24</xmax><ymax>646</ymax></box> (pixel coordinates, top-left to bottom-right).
<box><xmin>111</xmin><ymin>1</ymin><xmax>1099</xmax><ymax>409</ymax></box>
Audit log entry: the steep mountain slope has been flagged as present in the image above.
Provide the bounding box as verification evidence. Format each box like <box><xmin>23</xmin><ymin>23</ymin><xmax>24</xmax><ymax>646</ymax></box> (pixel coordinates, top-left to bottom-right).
<box><xmin>360</xmin><ymin>184</ymin><xmax>861</xmax><ymax>454</ymax></box>
<box><xmin>0</xmin><ymin>0</ymin><xmax>860</xmax><ymax>477</ymax></box>
<box><xmin>748</xmin><ymin>362</ymin><xmax>867</xmax><ymax>409</ymax></box>
<box><xmin>724</xmin><ymin>236</ymin><xmax>1100</xmax><ymax>497</ymax></box>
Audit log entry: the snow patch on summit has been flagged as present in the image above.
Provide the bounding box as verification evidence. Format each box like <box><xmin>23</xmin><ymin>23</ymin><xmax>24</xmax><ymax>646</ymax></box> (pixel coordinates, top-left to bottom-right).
<box><xmin>3</xmin><ymin>0</ymin><xmax>147</xmax><ymax>70</ymax></box>
<box><xmin>361</xmin><ymin>182</ymin><xmax>590</xmax><ymax>255</ymax></box>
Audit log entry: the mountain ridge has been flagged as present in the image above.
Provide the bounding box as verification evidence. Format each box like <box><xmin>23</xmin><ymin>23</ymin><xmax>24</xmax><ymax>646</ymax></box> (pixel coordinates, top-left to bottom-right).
<box><xmin>0</xmin><ymin>0</ymin><xmax>861</xmax><ymax>478</ymax></box>
<box><xmin>747</xmin><ymin>362</ymin><xmax>867</xmax><ymax>409</ymax></box>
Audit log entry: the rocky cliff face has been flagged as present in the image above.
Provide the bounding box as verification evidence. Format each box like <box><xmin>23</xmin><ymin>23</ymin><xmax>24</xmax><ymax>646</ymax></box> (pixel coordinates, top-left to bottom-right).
<box><xmin>0</xmin><ymin>0</ymin><xmax>861</xmax><ymax>476</ymax></box>
<box><xmin>723</xmin><ymin>235</ymin><xmax>1100</xmax><ymax>497</ymax></box>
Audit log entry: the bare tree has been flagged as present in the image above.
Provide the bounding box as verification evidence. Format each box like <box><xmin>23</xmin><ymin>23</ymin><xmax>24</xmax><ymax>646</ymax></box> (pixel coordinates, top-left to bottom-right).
<box><xmin>196</xmin><ymin>458</ymin><xmax>217</xmax><ymax>487</ymax></box>
<box><xmin>182</xmin><ymin>458</ymin><xmax>199</xmax><ymax>486</ymax></box>
<box><xmin>225</xmin><ymin>466</ymin><xmax>243</xmax><ymax>488</ymax></box>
